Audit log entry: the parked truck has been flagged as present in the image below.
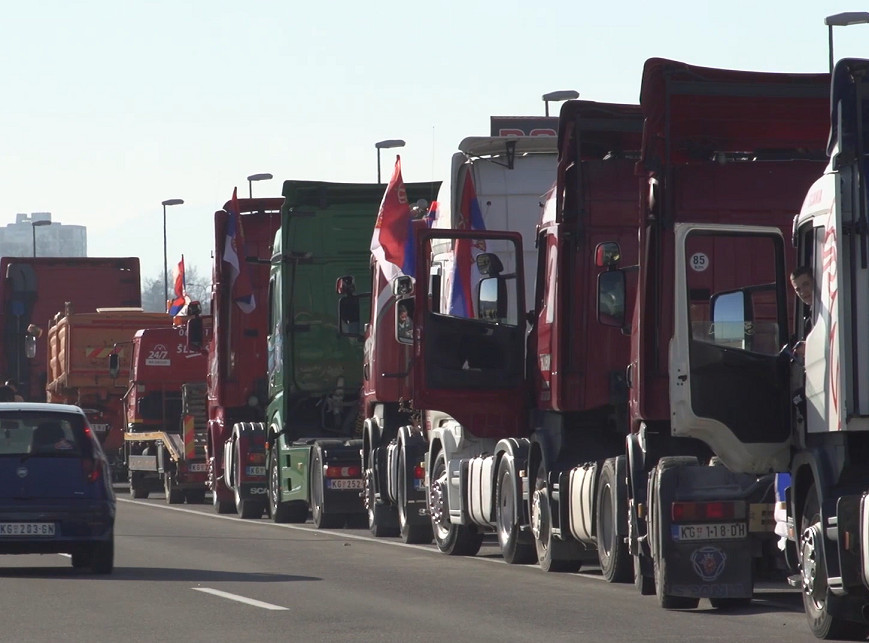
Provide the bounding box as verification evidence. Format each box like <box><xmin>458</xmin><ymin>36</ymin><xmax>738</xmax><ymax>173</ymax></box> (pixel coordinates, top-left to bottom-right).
<box><xmin>201</xmin><ymin>196</ymin><xmax>283</xmax><ymax>517</ymax></box>
<box><xmin>265</xmin><ymin>178</ymin><xmax>439</xmax><ymax>527</ymax></box>
<box><xmin>353</xmin><ymin>130</ymin><xmax>558</xmax><ymax>543</ymax></box>
<box><xmin>0</xmin><ymin>257</ymin><xmax>142</xmax><ymax>463</ymax></box>
<box><xmin>768</xmin><ymin>58</ymin><xmax>869</xmax><ymax>640</ymax></box>
<box><xmin>45</xmin><ymin>307</ymin><xmax>173</xmax><ymax>479</ymax></box>
<box><xmin>118</xmin><ymin>320</ymin><xmax>212</xmax><ymax>503</ymax></box>
<box><xmin>596</xmin><ymin>59</ymin><xmax>829</xmax><ymax>607</ymax></box>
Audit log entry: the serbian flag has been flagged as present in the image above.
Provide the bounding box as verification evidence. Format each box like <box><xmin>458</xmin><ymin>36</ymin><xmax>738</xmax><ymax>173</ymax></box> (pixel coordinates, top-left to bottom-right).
<box><xmin>370</xmin><ymin>156</ymin><xmax>412</xmax><ymax>282</ymax></box>
<box><xmin>223</xmin><ymin>187</ymin><xmax>256</xmax><ymax>313</ymax></box>
<box><xmin>400</xmin><ymin>200</ymin><xmax>439</xmax><ymax>282</ymax></box>
<box><xmin>168</xmin><ymin>255</ymin><xmax>187</xmax><ymax>315</ymax></box>
<box><xmin>448</xmin><ymin>172</ymin><xmax>486</xmax><ymax>317</ymax></box>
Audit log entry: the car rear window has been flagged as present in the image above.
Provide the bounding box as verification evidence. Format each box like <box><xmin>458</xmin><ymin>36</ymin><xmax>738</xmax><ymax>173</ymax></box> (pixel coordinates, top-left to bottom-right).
<box><xmin>0</xmin><ymin>413</ymin><xmax>87</xmax><ymax>457</ymax></box>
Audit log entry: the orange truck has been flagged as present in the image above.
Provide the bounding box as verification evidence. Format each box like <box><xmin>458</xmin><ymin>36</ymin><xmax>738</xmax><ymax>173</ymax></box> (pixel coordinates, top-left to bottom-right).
<box><xmin>45</xmin><ymin>308</ymin><xmax>173</xmax><ymax>478</ymax></box>
<box><xmin>118</xmin><ymin>320</ymin><xmax>212</xmax><ymax>503</ymax></box>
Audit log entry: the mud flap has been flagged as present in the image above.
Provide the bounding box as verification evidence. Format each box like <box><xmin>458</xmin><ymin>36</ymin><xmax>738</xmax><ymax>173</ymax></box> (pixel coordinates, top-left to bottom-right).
<box><xmin>319</xmin><ymin>439</ymin><xmax>365</xmax><ymax>515</ymax></box>
<box><xmin>655</xmin><ymin>461</ymin><xmax>754</xmax><ymax>600</ymax></box>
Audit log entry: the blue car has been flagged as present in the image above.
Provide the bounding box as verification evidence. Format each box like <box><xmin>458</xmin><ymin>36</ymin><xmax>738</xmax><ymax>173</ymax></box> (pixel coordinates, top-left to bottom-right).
<box><xmin>0</xmin><ymin>403</ymin><xmax>115</xmax><ymax>573</ymax></box>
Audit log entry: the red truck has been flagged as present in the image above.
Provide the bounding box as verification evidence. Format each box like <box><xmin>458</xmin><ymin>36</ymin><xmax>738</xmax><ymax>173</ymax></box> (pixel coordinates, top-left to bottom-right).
<box><xmin>597</xmin><ymin>59</ymin><xmax>829</xmax><ymax>606</ymax></box>
<box><xmin>0</xmin><ymin>257</ymin><xmax>141</xmax><ymax>464</ymax></box>
<box><xmin>117</xmin><ymin>320</ymin><xmax>212</xmax><ymax>503</ymax></box>
<box><xmin>45</xmin><ymin>307</ymin><xmax>174</xmax><ymax>478</ymax></box>
<box><xmin>204</xmin><ymin>196</ymin><xmax>283</xmax><ymax>516</ymax></box>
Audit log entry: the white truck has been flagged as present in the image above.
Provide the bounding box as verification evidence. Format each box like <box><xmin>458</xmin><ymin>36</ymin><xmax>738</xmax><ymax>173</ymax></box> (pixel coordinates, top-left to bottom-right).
<box><xmin>774</xmin><ymin>57</ymin><xmax>869</xmax><ymax>640</ymax></box>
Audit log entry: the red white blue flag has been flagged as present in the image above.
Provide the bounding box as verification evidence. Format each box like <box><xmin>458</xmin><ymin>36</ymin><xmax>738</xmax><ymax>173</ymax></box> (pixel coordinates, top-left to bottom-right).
<box><xmin>168</xmin><ymin>255</ymin><xmax>187</xmax><ymax>315</ymax></box>
<box><xmin>448</xmin><ymin>171</ymin><xmax>486</xmax><ymax>317</ymax></box>
<box><xmin>370</xmin><ymin>156</ymin><xmax>412</xmax><ymax>282</ymax></box>
<box><xmin>223</xmin><ymin>187</ymin><xmax>256</xmax><ymax>313</ymax></box>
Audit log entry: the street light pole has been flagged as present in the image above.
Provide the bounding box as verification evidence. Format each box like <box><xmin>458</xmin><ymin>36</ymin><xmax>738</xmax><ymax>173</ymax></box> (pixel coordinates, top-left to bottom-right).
<box><xmin>375</xmin><ymin>139</ymin><xmax>406</xmax><ymax>183</ymax></box>
<box><xmin>247</xmin><ymin>173</ymin><xmax>273</xmax><ymax>198</ymax></box>
<box><xmin>161</xmin><ymin>198</ymin><xmax>184</xmax><ymax>308</ymax></box>
<box><xmin>30</xmin><ymin>220</ymin><xmax>50</xmax><ymax>257</ymax></box>
<box><xmin>542</xmin><ymin>90</ymin><xmax>580</xmax><ymax>117</ymax></box>
<box><xmin>825</xmin><ymin>12</ymin><xmax>869</xmax><ymax>73</ymax></box>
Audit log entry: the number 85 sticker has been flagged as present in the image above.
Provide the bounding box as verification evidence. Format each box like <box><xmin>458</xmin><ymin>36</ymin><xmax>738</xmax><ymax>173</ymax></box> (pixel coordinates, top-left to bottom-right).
<box><xmin>690</xmin><ymin>252</ymin><xmax>709</xmax><ymax>272</ymax></box>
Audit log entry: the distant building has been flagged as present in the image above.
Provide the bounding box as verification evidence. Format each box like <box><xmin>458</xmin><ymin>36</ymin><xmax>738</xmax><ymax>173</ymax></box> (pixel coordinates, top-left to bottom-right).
<box><xmin>0</xmin><ymin>213</ymin><xmax>87</xmax><ymax>258</ymax></box>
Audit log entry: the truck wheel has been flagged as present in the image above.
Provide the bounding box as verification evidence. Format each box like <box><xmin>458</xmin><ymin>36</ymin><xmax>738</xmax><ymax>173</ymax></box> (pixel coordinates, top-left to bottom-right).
<box><xmin>365</xmin><ymin>452</ymin><xmax>399</xmax><ymax>537</ymax></box>
<box><xmin>164</xmin><ymin>475</ymin><xmax>184</xmax><ymax>505</ymax></box>
<box><xmin>800</xmin><ymin>484</ymin><xmax>867</xmax><ymax>639</ymax></box>
<box><xmin>212</xmin><ymin>486</ymin><xmax>234</xmax><ymax>514</ymax></box>
<box><xmin>429</xmin><ymin>450</ymin><xmax>483</xmax><ymax>555</ymax></box>
<box><xmin>312</xmin><ymin>445</ymin><xmax>343</xmax><ymax>529</ymax></box>
<box><xmin>496</xmin><ymin>456</ymin><xmax>535</xmax><ymax>564</ymax></box>
<box><xmin>634</xmin><ymin>554</ymin><xmax>655</xmax><ymax>595</ymax></box>
<box><xmin>398</xmin><ymin>446</ymin><xmax>431</xmax><ymax>544</ymax></box>
<box><xmin>185</xmin><ymin>489</ymin><xmax>206</xmax><ymax>504</ymax></box>
<box><xmin>268</xmin><ymin>448</ymin><xmax>291</xmax><ymax>523</ymax></box>
<box><xmin>654</xmin><ymin>554</ymin><xmax>699</xmax><ymax>609</ymax></box>
<box><xmin>530</xmin><ymin>459</ymin><xmax>580</xmax><ymax>572</ymax></box>
<box><xmin>129</xmin><ymin>471</ymin><xmax>149</xmax><ymax>499</ymax></box>
<box><xmin>235</xmin><ymin>484</ymin><xmax>263</xmax><ymax>519</ymax></box>
<box><xmin>596</xmin><ymin>457</ymin><xmax>630</xmax><ymax>582</ymax></box>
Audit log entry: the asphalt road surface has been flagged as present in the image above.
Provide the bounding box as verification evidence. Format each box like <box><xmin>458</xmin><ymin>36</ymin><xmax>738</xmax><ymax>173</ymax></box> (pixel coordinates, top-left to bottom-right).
<box><xmin>0</xmin><ymin>488</ymin><xmax>825</xmax><ymax>643</ymax></box>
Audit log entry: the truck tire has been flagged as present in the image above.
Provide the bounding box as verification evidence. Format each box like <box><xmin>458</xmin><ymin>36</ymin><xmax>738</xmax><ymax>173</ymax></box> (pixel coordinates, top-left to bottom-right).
<box><xmin>596</xmin><ymin>457</ymin><xmax>630</xmax><ymax>582</ymax></box>
<box><xmin>800</xmin><ymin>483</ymin><xmax>867</xmax><ymax>639</ymax></box>
<box><xmin>531</xmin><ymin>459</ymin><xmax>580</xmax><ymax>572</ymax></box>
<box><xmin>429</xmin><ymin>450</ymin><xmax>483</xmax><ymax>555</ymax></box>
<box><xmin>164</xmin><ymin>475</ymin><xmax>184</xmax><ymax>505</ymax></box>
<box><xmin>398</xmin><ymin>446</ymin><xmax>431</xmax><ymax>544</ymax></box>
<box><xmin>496</xmin><ymin>456</ymin><xmax>535</xmax><ymax>564</ymax></box>
<box><xmin>185</xmin><ymin>489</ymin><xmax>206</xmax><ymax>504</ymax></box>
<box><xmin>312</xmin><ymin>444</ymin><xmax>343</xmax><ymax>529</ymax></box>
<box><xmin>634</xmin><ymin>554</ymin><xmax>654</xmax><ymax>595</ymax></box>
<box><xmin>365</xmin><ymin>449</ymin><xmax>399</xmax><ymax>537</ymax></box>
<box><xmin>212</xmin><ymin>486</ymin><xmax>234</xmax><ymax>514</ymax></box>
<box><xmin>129</xmin><ymin>471</ymin><xmax>149</xmax><ymax>499</ymax></box>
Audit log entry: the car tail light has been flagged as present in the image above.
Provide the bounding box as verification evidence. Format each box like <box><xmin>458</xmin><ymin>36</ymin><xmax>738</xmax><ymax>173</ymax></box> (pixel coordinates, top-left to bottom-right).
<box><xmin>82</xmin><ymin>457</ymin><xmax>102</xmax><ymax>483</ymax></box>
<box><xmin>323</xmin><ymin>465</ymin><xmax>361</xmax><ymax>479</ymax></box>
<box><xmin>671</xmin><ymin>500</ymin><xmax>745</xmax><ymax>522</ymax></box>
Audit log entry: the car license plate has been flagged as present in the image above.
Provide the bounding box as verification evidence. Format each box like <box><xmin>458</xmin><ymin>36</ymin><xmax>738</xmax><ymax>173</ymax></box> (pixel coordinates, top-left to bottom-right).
<box><xmin>90</xmin><ymin>424</ymin><xmax>109</xmax><ymax>433</ymax></box>
<box><xmin>673</xmin><ymin>522</ymin><xmax>747</xmax><ymax>541</ymax></box>
<box><xmin>326</xmin><ymin>479</ymin><xmax>363</xmax><ymax>490</ymax></box>
<box><xmin>188</xmin><ymin>463</ymin><xmax>207</xmax><ymax>472</ymax></box>
<box><xmin>245</xmin><ymin>466</ymin><xmax>266</xmax><ymax>477</ymax></box>
<box><xmin>0</xmin><ymin>522</ymin><xmax>55</xmax><ymax>537</ymax></box>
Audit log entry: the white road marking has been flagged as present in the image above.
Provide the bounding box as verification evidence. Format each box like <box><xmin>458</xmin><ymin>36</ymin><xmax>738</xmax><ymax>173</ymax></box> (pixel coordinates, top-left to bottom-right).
<box><xmin>193</xmin><ymin>587</ymin><xmax>288</xmax><ymax>611</ymax></box>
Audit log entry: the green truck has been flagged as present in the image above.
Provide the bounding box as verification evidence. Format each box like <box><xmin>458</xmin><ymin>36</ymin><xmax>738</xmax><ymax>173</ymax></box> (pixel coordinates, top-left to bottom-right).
<box><xmin>264</xmin><ymin>179</ymin><xmax>438</xmax><ymax>527</ymax></box>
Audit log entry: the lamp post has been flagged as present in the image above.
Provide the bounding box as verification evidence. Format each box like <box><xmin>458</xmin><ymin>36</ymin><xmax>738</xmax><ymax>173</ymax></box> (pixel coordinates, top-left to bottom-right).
<box><xmin>161</xmin><ymin>198</ymin><xmax>184</xmax><ymax>307</ymax></box>
<box><xmin>825</xmin><ymin>12</ymin><xmax>869</xmax><ymax>73</ymax></box>
<box><xmin>247</xmin><ymin>173</ymin><xmax>273</xmax><ymax>198</ymax></box>
<box><xmin>542</xmin><ymin>90</ymin><xmax>580</xmax><ymax>117</ymax></box>
<box><xmin>375</xmin><ymin>139</ymin><xmax>406</xmax><ymax>184</ymax></box>
<box><xmin>30</xmin><ymin>220</ymin><xmax>50</xmax><ymax>257</ymax></box>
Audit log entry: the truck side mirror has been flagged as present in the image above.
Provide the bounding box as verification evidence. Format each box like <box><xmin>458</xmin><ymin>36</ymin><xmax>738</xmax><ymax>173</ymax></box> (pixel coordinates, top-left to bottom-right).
<box><xmin>187</xmin><ymin>316</ymin><xmax>204</xmax><ymax>352</ymax></box>
<box><xmin>396</xmin><ymin>297</ymin><xmax>414</xmax><ymax>344</ymax></box>
<box><xmin>23</xmin><ymin>334</ymin><xmax>37</xmax><ymax>359</ymax></box>
<box><xmin>339</xmin><ymin>296</ymin><xmax>362</xmax><ymax>337</ymax></box>
<box><xmin>477</xmin><ymin>277</ymin><xmax>507</xmax><ymax>321</ymax></box>
<box><xmin>710</xmin><ymin>290</ymin><xmax>747</xmax><ymax>348</ymax></box>
<box><xmin>597</xmin><ymin>270</ymin><xmax>626</xmax><ymax>328</ymax></box>
<box><xmin>392</xmin><ymin>275</ymin><xmax>414</xmax><ymax>297</ymax></box>
<box><xmin>336</xmin><ymin>275</ymin><xmax>356</xmax><ymax>296</ymax></box>
<box><xmin>109</xmin><ymin>353</ymin><xmax>120</xmax><ymax>379</ymax></box>
<box><xmin>595</xmin><ymin>242</ymin><xmax>621</xmax><ymax>268</ymax></box>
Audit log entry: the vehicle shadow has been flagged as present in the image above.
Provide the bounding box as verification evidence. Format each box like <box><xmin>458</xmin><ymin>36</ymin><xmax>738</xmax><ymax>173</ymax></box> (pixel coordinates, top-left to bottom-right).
<box><xmin>0</xmin><ymin>566</ymin><xmax>320</xmax><ymax>583</ymax></box>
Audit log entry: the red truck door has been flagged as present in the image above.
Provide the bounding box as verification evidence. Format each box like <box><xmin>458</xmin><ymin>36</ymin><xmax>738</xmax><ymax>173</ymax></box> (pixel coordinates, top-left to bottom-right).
<box><xmin>669</xmin><ymin>223</ymin><xmax>792</xmax><ymax>474</ymax></box>
<box><xmin>411</xmin><ymin>229</ymin><xmax>528</xmax><ymax>438</ymax></box>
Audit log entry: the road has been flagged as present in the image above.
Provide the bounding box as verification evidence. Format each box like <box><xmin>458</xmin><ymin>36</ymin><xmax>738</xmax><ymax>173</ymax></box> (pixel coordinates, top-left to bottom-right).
<box><xmin>0</xmin><ymin>489</ymin><xmax>822</xmax><ymax>643</ymax></box>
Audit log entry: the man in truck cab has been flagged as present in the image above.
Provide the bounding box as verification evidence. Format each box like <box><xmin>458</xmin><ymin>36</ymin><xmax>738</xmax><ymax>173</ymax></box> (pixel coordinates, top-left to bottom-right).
<box><xmin>789</xmin><ymin>265</ymin><xmax>814</xmax><ymax>335</ymax></box>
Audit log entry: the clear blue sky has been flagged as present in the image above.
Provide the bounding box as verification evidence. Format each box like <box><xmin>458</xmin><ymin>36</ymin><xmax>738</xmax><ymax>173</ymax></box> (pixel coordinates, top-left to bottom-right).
<box><xmin>1</xmin><ymin>1</ymin><xmax>864</xmax><ymax>283</ymax></box>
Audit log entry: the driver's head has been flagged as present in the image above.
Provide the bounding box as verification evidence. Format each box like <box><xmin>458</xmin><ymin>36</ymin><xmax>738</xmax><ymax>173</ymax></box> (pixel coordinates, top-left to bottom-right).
<box><xmin>790</xmin><ymin>266</ymin><xmax>813</xmax><ymax>307</ymax></box>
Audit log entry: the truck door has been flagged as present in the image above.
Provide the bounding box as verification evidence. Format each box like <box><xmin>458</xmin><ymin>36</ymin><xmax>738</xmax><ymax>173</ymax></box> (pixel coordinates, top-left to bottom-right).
<box><xmin>412</xmin><ymin>229</ymin><xmax>528</xmax><ymax>438</ymax></box>
<box><xmin>669</xmin><ymin>223</ymin><xmax>792</xmax><ymax>474</ymax></box>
